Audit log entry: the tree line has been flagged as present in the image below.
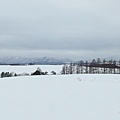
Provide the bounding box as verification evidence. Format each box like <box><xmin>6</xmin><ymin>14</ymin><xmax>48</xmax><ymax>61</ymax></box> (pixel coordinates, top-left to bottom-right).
<box><xmin>61</xmin><ymin>58</ymin><xmax>120</xmax><ymax>74</ymax></box>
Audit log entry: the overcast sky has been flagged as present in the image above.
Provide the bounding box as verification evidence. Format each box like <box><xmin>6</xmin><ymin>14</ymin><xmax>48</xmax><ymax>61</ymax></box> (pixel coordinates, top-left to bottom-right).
<box><xmin>0</xmin><ymin>0</ymin><xmax>120</xmax><ymax>60</ymax></box>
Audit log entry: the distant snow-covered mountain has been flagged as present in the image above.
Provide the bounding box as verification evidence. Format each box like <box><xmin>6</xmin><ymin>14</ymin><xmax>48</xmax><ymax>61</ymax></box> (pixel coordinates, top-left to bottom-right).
<box><xmin>0</xmin><ymin>56</ymin><xmax>74</xmax><ymax>65</ymax></box>
<box><xmin>105</xmin><ymin>55</ymin><xmax>120</xmax><ymax>61</ymax></box>
<box><xmin>0</xmin><ymin>55</ymin><xmax>119</xmax><ymax>65</ymax></box>
<box><xmin>75</xmin><ymin>55</ymin><xmax>120</xmax><ymax>63</ymax></box>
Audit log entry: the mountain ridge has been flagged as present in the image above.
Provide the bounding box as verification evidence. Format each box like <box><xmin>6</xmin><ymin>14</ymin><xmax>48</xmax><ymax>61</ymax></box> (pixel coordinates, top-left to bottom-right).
<box><xmin>0</xmin><ymin>55</ymin><xmax>120</xmax><ymax>65</ymax></box>
<box><xmin>0</xmin><ymin>56</ymin><xmax>74</xmax><ymax>65</ymax></box>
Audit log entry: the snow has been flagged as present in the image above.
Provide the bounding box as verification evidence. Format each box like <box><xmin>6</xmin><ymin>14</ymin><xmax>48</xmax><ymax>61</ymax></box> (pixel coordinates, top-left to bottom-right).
<box><xmin>0</xmin><ymin>65</ymin><xmax>120</xmax><ymax>120</ymax></box>
<box><xmin>0</xmin><ymin>65</ymin><xmax>63</xmax><ymax>74</ymax></box>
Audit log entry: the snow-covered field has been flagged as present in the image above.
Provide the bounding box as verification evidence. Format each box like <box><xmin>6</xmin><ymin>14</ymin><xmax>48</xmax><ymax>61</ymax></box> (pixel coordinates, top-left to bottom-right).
<box><xmin>0</xmin><ymin>65</ymin><xmax>63</xmax><ymax>75</ymax></box>
<box><xmin>0</xmin><ymin>65</ymin><xmax>120</xmax><ymax>120</ymax></box>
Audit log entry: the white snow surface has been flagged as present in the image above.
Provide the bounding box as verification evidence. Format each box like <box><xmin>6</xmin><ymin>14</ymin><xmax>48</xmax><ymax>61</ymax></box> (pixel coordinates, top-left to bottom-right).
<box><xmin>0</xmin><ymin>65</ymin><xmax>120</xmax><ymax>120</ymax></box>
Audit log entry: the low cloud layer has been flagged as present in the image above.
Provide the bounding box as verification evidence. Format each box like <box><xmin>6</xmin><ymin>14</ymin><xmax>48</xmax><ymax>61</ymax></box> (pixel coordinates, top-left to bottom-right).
<box><xmin>0</xmin><ymin>0</ymin><xmax>120</xmax><ymax>60</ymax></box>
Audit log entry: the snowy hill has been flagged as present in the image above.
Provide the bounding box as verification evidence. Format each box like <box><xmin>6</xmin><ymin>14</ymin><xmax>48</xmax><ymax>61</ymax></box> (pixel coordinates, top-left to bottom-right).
<box><xmin>0</xmin><ymin>72</ymin><xmax>120</xmax><ymax>120</ymax></box>
<box><xmin>76</xmin><ymin>55</ymin><xmax>120</xmax><ymax>63</ymax></box>
<box><xmin>0</xmin><ymin>56</ymin><xmax>73</xmax><ymax>65</ymax></box>
<box><xmin>0</xmin><ymin>65</ymin><xmax>63</xmax><ymax>75</ymax></box>
<box><xmin>105</xmin><ymin>55</ymin><xmax>120</xmax><ymax>61</ymax></box>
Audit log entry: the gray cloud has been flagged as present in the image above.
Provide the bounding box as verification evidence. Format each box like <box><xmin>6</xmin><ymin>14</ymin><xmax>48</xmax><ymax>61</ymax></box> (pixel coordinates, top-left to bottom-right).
<box><xmin>0</xmin><ymin>0</ymin><xmax>120</xmax><ymax>60</ymax></box>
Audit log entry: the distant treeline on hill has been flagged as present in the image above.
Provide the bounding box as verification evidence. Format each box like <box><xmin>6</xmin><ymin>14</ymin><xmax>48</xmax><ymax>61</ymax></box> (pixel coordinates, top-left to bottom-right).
<box><xmin>0</xmin><ymin>63</ymin><xmax>28</xmax><ymax>66</ymax></box>
<box><xmin>0</xmin><ymin>63</ymin><xmax>63</xmax><ymax>65</ymax></box>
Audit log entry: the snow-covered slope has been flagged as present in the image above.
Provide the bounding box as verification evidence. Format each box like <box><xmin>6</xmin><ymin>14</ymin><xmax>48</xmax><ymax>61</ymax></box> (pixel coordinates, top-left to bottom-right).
<box><xmin>0</xmin><ymin>65</ymin><xmax>63</xmax><ymax>75</ymax></box>
<box><xmin>0</xmin><ymin>73</ymin><xmax>120</xmax><ymax>120</ymax></box>
<box><xmin>105</xmin><ymin>55</ymin><xmax>120</xmax><ymax>61</ymax></box>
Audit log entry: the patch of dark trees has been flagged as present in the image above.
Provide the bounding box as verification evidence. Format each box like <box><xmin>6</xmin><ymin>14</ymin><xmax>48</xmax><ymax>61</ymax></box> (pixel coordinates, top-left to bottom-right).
<box><xmin>31</xmin><ymin>68</ymin><xmax>47</xmax><ymax>75</ymax></box>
